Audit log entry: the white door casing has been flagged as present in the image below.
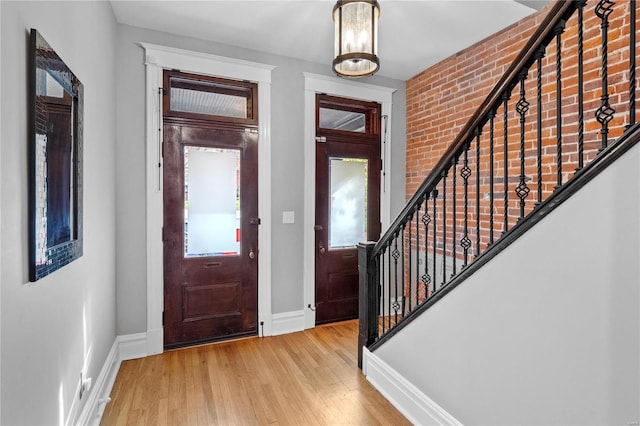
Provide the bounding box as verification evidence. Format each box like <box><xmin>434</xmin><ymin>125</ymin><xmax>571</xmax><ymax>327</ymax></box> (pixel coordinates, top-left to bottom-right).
<box><xmin>302</xmin><ymin>72</ymin><xmax>395</xmax><ymax>329</ymax></box>
<box><xmin>142</xmin><ymin>43</ymin><xmax>274</xmax><ymax>354</ymax></box>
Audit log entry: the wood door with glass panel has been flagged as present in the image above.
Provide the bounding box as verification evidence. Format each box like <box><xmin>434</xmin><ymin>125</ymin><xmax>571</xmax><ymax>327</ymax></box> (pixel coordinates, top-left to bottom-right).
<box><xmin>163</xmin><ymin>71</ymin><xmax>259</xmax><ymax>348</ymax></box>
<box><xmin>315</xmin><ymin>94</ymin><xmax>381</xmax><ymax>324</ymax></box>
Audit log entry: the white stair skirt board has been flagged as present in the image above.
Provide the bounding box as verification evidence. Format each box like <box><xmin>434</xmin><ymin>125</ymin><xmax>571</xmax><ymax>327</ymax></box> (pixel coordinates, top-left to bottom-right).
<box><xmin>363</xmin><ymin>348</ymin><xmax>463</xmax><ymax>426</ymax></box>
<box><xmin>271</xmin><ymin>310</ymin><xmax>306</xmax><ymax>336</ymax></box>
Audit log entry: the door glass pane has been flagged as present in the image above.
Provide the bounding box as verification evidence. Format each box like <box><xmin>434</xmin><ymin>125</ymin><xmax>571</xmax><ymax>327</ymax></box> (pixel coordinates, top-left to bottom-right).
<box><xmin>319</xmin><ymin>107</ymin><xmax>366</xmax><ymax>132</ymax></box>
<box><xmin>329</xmin><ymin>158</ymin><xmax>368</xmax><ymax>248</ymax></box>
<box><xmin>170</xmin><ymin>77</ymin><xmax>248</xmax><ymax>119</ymax></box>
<box><xmin>184</xmin><ymin>146</ymin><xmax>240</xmax><ymax>257</ymax></box>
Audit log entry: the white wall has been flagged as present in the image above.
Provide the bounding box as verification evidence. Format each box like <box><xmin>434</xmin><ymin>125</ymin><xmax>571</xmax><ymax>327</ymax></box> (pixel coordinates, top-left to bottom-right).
<box><xmin>0</xmin><ymin>1</ymin><xmax>117</xmax><ymax>424</ymax></box>
<box><xmin>114</xmin><ymin>24</ymin><xmax>406</xmax><ymax>335</ymax></box>
<box><xmin>375</xmin><ymin>143</ymin><xmax>640</xmax><ymax>425</ymax></box>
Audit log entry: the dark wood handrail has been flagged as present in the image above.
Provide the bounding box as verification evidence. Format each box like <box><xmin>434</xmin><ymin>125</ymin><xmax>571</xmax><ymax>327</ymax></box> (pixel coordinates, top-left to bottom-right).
<box><xmin>373</xmin><ymin>0</ymin><xmax>574</xmax><ymax>257</ymax></box>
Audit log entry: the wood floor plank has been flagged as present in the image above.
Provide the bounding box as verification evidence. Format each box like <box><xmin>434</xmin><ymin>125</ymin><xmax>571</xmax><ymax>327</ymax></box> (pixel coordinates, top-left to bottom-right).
<box><xmin>100</xmin><ymin>320</ymin><xmax>409</xmax><ymax>426</ymax></box>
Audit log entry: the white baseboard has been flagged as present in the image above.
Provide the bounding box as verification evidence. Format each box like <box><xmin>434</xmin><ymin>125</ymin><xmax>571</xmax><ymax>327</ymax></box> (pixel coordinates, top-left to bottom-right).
<box><xmin>118</xmin><ymin>332</ymin><xmax>148</xmax><ymax>361</ymax></box>
<box><xmin>76</xmin><ymin>332</ymin><xmax>149</xmax><ymax>425</ymax></box>
<box><xmin>363</xmin><ymin>348</ymin><xmax>463</xmax><ymax>426</ymax></box>
<box><xmin>75</xmin><ymin>339</ymin><xmax>121</xmax><ymax>426</ymax></box>
<box><xmin>271</xmin><ymin>310</ymin><xmax>306</xmax><ymax>336</ymax></box>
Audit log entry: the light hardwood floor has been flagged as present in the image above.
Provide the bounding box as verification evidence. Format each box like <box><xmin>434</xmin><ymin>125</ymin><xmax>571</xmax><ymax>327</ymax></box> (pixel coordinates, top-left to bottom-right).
<box><xmin>100</xmin><ymin>320</ymin><xmax>410</xmax><ymax>425</ymax></box>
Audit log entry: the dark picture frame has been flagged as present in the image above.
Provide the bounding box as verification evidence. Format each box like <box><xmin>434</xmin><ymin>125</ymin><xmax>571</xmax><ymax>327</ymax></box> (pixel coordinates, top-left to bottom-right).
<box><xmin>28</xmin><ymin>29</ymin><xmax>83</xmax><ymax>281</ymax></box>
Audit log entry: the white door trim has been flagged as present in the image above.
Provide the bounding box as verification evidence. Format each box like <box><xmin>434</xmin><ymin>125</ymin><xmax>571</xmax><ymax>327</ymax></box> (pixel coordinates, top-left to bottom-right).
<box><xmin>302</xmin><ymin>72</ymin><xmax>395</xmax><ymax>329</ymax></box>
<box><xmin>141</xmin><ymin>43</ymin><xmax>275</xmax><ymax>354</ymax></box>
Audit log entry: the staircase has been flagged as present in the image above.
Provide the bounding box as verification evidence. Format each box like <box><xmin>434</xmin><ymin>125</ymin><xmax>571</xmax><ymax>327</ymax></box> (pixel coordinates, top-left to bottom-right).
<box><xmin>358</xmin><ymin>0</ymin><xmax>639</xmax><ymax>423</ymax></box>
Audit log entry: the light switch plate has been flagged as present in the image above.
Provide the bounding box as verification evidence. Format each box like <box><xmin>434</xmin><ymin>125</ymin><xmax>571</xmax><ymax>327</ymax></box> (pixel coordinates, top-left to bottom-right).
<box><xmin>282</xmin><ymin>211</ymin><xmax>295</xmax><ymax>224</ymax></box>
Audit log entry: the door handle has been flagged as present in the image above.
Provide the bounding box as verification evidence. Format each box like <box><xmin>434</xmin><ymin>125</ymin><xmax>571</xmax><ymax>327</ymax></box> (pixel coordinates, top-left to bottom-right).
<box><xmin>249</xmin><ymin>248</ymin><xmax>256</xmax><ymax>260</ymax></box>
<box><xmin>318</xmin><ymin>242</ymin><xmax>326</xmax><ymax>254</ymax></box>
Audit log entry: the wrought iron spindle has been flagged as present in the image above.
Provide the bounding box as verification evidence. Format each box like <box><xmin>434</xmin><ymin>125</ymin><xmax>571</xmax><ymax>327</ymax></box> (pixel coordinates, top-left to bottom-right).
<box><xmin>536</xmin><ymin>47</ymin><xmax>545</xmax><ymax>204</ymax></box>
<box><xmin>488</xmin><ymin>110</ymin><xmax>496</xmax><ymax>245</ymax></box>
<box><xmin>461</xmin><ymin>142</ymin><xmax>472</xmax><ymax>267</ymax></box>
<box><xmin>406</xmin><ymin>215</ymin><xmax>412</xmax><ymax>313</ymax></box>
<box><xmin>595</xmin><ymin>0</ymin><xmax>616</xmax><ymax>151</ymax></box>
<box><xmin>475</xmin><ymin>127</ymin><xmax>481</xmax><ymax>257</ymax></box>
<box><xmin>451</xmin><ymin>157</ymin><xmax>458</xmax><ymax>277</ymax></box>
<box><xmin>555</xmin><ymin>20</ymin><xmax>566</xmax><ymax>188</ymax></box>
<box><xmin>629</xmin><ymin>0</ymin><xmax>636</xmax><ymax>128</ymax></box>
<box><xmin>392</xmin><ymin>235</ymin><xmax>400</xmax><ymax>324</ymax></box>
<box><xmin>400</xmin><ymin>223</ymin><xmax>406</xmax><ymax>317</ymax></box>
<box><xmin>578</xmin><ymin>1</ymin><xmax>586</xmax><ymax>170</ymax></box>
<box><xmin>432</xmin><ymin>188</ymin><xmax>438</xmax><ymax>294</ymax></box>
<box><xmin>415</xmin><ymin>203</ymin><xmax>420</xmax><ymax>308</ymax></box>
<box><xmin>502</xmin><ymin>93</ymin><xmax>510</xmax><ymax>233</ymax></box>
<box><xmin>387</xmin><ymin>242</ymin><xmax>391</xmax><ymax>331</ymax></box>
<box><xmin>515</xmin><ymin>72</ymin><xmax>531</xmax><ymax>219</ymax></box>
<box><xmin>422</xmin><ymin>193</ymin><xmax>431</xmax><ymax>300</ymax></box>
<box><xmin>380</xmin><ymin>245</ymin><xmax>386</xmax><ymax>334</ymax></box>
<box><xmin>441</xmin><ymin>170</ymin><xmax>448</xmax><ymax>286</ymax></box>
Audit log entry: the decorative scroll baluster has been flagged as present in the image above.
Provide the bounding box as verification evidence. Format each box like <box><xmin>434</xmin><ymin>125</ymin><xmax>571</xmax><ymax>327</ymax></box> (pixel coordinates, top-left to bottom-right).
<box><xmin>415</xmin><ymin>203</ymin><xmax>420</xmax><ymax>307</ymax></box>
<box><xmin>407</xmin><ymin>214</ymin><xmax>412</xmax><ymax>313</ymax></box>
<box><xmin>555</xmin><ymin>20</ymin><xmax>566</xmax><ymax>188</ymax></box>
<box><xmin>488</xmin><ymin>110</ymin><xmax>496</xmax><ymax>245</ymax></box>
<box><xmin>451</xmin><ymin>157</ymin><xmax>458</xmax><ymax>277</ymax></box>
<box><xmin>422</xmin><ymin>194</ymin><xmax>431</xmax><ymax>300</ymax></box>
<box><xmin>475</xmin><ymin>128</ymin><xmax>481</xmax><ymax>257</ymax></box>
<box><xmin>595</xmin><ymin>0</ymin><xmax>616</xmax><ymax>150</ymax></box>
<box><xmin>515</xmin><ymin>73</ymin><xmax>531</xmax><ymax>220</ymax></box>
<box><xmin>578</xmin><ymin>1</ymin><xmax>586</xmax><ymax>170</ymax></box>
<box><xmin>387</xmin><ymin>243</ymin><xmax>392</xmax><ymax>331</ymax></box>
<box><xmin>400</xmin><ymin>224</ymin><xmax>406</xmax><ymax>317</ymax></box>
<box><xmin>629</xmin><ymin>0</ymin><xmax>636</xmax><ymax>128</ymax></box>
<box><xmin>536</xmin><ymin>47</ymin><xmax>545</xmax><ymax>204</ymax></box>
<box><xmin>392</xmin><ymin>235</ymin><xmax>400</xmax><ymax>324</ymax></box>
<box><xmin>461</xmin><ymin>142</ymin><xmax>472</xmax><ymax>267</ymax></box>
<box><xmin>380</xmin><ymin>245</ymin><xmax>386</xmax><ymax>334</ymax></box>
<box><xmin>432</xmin><ymin>189</ymin><xmax>438</xmax><ymax>293</ymax></box>
<box><xmin>441</xmin><ymin>171</ymin><xmax>448</xmax><ymax>286</ymax></box>
<box><xmin>502</xmin><ymin>93</ymin><xmax>510</xmax><ymax>234</ymax></box>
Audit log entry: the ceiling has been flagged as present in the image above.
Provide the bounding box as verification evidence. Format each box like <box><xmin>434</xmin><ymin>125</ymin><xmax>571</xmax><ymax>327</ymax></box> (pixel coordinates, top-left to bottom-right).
<box><xmin>110</xmin><ymin>0</ymin><xmax>551</xmax><ymax>81</ymax></box>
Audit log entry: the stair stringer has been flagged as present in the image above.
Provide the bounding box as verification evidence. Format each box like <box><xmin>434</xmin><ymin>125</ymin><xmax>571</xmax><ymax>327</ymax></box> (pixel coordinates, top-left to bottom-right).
<box><xmin>367</xmin><ymin>143</ymin><xmax>640</xmax><ymax>425</ymax></box>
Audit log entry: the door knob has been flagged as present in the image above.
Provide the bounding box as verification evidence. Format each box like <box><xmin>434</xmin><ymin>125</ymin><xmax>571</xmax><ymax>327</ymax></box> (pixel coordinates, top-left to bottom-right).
<box><xmin>319</xmin><ymin>242</ymin><xmax>326</xmax><ymax>254</ymax></box>
<box><xmin>249</xmin><ymin>248</ymin><xmax>256</xmax><ymax>259</ymax></box>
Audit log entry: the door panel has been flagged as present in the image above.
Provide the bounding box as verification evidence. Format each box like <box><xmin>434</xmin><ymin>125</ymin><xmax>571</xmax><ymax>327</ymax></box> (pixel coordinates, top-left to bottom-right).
<box><xmin>163</xmin><ymin>123</ymin><xmax>258</xmax><ymax>348</ymax></box>
<box><xmin>315</xmin><ymin>141</ymin><xmax>380</xmax><ymax>324</ymax></box>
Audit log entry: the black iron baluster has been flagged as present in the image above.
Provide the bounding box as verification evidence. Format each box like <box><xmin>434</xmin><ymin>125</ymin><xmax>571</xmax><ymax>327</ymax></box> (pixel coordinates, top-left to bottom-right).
<box><xmin>400</xmin><ymin>223</ymin><xmax>406</xmax><ymax>318</ymax></box>
<box><xmin>451</xmin><ymin>157</ymin><xmax>458</xmax><ymax>278</ymax></box>
<box><xmin>461</xmin><ymin>141</ymin><xmax>472</xmax><ymax>267</ymax></box>
<box><xmin>578</xmin><ymin>1</ymin><xmax>586</xmax><ymax>170</ymax></box>
<box><xmin>415</xmin><ymin>203</ymin><xmax>420</xmax><ymax>308</ymax></box>
<box><xmin>475</xmin><ymin>127</ymin><xmax>481</xmax><ymax>258</ymax></box>
<box><xmin>515</xmin><ymin>72</ymin><xmax>531</xmax><ymax>220</ymax></box>
<box><xmin>380</xmin><ymin>246</ymin><xmax>385</xmax><ymax>334</ymax></box>
<box><xmin>392</xmin><ymin>234</ymin><xmax>400</xmax><ymax>325</ymax></box>
<box><xmin>595</xmin><ymin>0</ymin><xmax>616</xmax><ymax>151</ymax></box>
<box><xmin>406</xmin><ymin>215</ymin><xmax>412</xmax><ymax>314</ymax></box>
<box><xmin>555</xmin><ymin>20</ymin><xmax>566</xmax><ymax>188</ymax></box>
<box><xmin>536</xmin><ymin>47</ymin><xmax>545</xmax><ymax>204</ymax></box>
<box><xmin>502</xmin><ymin>93</ymin><xmax>510</xmax><ymax>234</ymax></box>
<box><xmin>441</xmin><ymin>170</ymin><xmax>448</xmax><ymax>286</ymax></box>
<box><xmin>488</xmin><ymin>109</ymin><xmax>496</xmax><ymax>245</ymax></box>
<box><xmin>387</xmin><ymin>242</ymin><xmax>392</xmax><ymax>331</ymax></box>
<box><xmin>629</xmin><ymin>0</ymin><xmax>637</xmax><ymax>128</ymax></box>
<box><xmin>422</xmin><ymin>193</ymin><xmax>431</xmax><ymax>300</ymax></box>
<box><xmin>432</xmin><ymin>188</ymin><xmax>438</xmax><ymax>294</ymax></box>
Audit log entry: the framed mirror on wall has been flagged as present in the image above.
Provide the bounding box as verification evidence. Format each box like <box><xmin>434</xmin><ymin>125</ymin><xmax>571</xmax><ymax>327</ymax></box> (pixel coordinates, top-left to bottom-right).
<box><xmin>28</xmin><ymin>29</ymin><xmax>83</xmax><ymax>282</ymax></box>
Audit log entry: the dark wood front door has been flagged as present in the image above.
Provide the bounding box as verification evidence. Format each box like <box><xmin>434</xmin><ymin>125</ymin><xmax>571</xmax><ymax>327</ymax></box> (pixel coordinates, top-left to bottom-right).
<box><xmin>315</xmin><ymin>95</ymin><xmax>381</xmax><ymax>324</ymax></box>
<box><xmin>163</xmin><ymin>71</ymin><xmax>259</xmax><ymax>348</ymax></box>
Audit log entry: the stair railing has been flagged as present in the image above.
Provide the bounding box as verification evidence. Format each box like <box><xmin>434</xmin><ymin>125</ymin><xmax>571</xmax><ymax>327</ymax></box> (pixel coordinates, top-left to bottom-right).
<box><xmin>358</xmin><ymin>0</ymin><xmax>639</xmax><ymax>367</ymax></box>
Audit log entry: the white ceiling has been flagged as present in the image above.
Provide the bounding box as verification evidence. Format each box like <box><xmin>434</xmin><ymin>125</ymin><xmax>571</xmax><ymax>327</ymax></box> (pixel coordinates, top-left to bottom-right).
<box><xmin>110</xmin><ymin>0</ymin><xmax>550</xmax><ymax>81</ymax></box>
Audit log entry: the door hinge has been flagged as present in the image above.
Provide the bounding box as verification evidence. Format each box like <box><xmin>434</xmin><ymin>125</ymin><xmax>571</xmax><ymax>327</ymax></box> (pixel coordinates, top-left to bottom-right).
<box><xmin>380</xmin><ymin>158</ymin><xmax>383</xmax><ymax>171</ymax></box>
<box><xmin>249</xmin><ymin>218</ymin><xmax>261</xmax><ymax>225</ymax></box>
<box><xmin>162</xmin><ymin>227</ymin><xmax>164</xmax><ymax>242</ymax></box>
<box><xmin>162</xmin><ymin>311</ymin><xmax>165</xmax><ymax>326</ymax></box>
<box><xmin>315</xmin><ymin>136</ymin><xmax>327</xmax><ymax>143</ymax></box>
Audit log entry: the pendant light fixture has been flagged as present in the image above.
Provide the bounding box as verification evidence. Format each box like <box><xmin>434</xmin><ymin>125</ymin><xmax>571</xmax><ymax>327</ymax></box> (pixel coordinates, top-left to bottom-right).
<box><xmin>332</xmin><ymin>0</ymin><xmax>380</xmax><ymax>77</ymax></box>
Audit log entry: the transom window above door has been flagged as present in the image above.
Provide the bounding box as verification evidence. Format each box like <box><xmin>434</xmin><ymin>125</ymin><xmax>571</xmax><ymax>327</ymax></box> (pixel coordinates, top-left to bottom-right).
<box><xmin>164</xmin><ymin>71</ymin><xmax>258</xmax><ymax>126</ymax></box>
<box><xmin>317</xmin><ymin>94</ymin><xmax>380</xmax><ymax>137</ymax></box>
